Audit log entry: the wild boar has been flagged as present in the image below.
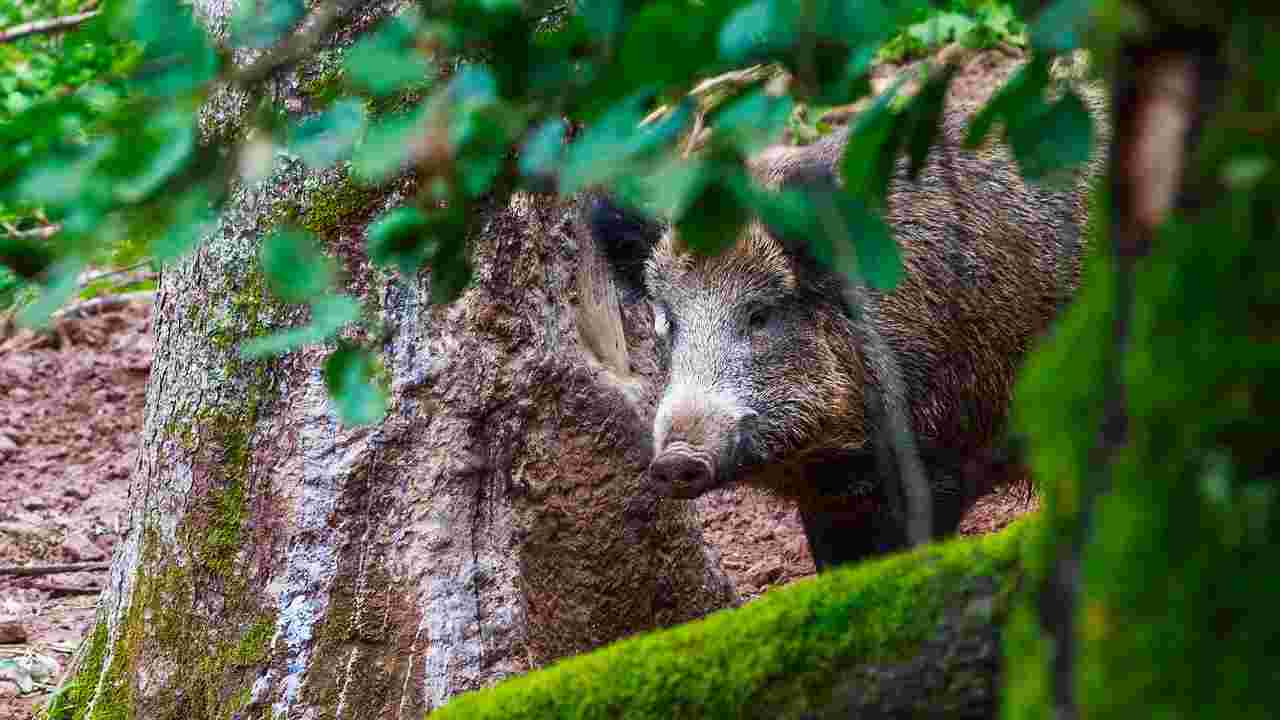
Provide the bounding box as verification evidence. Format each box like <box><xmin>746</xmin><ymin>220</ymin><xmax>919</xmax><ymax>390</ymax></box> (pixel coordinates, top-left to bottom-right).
<box><xmin>585</xmin><ymin>106</ymin><xmax>1098</xmax><ymax>570</ymax></box>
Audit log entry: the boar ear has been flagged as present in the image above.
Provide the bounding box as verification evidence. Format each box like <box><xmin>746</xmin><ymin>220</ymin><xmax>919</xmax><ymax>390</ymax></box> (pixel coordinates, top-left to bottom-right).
<box><xmin>583</xmin><ymin>193</ymin><xmax>665</xmax><ymax>299</ymax></box>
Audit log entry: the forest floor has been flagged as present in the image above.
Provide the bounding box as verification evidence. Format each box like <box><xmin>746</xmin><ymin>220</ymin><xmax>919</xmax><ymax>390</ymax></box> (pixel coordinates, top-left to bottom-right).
<box><xmin>0</xmin><ymin>300</ymin><xmax>152</xmax><ymax>719</ymax></box>
<box><xmin>0</xmin><ymin>46</ymin><xmax>1042</xmax><ymax>719</ymax></box>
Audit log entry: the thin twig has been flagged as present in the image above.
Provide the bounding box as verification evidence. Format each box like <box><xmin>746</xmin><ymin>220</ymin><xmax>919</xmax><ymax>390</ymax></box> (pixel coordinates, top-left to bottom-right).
<box><xmin>51</xmin><ymin>290</ymin><xmax>156</xmax><ymax>320</ymax></box>
<box><xmin>4</xmin><ymin>225</ymin><xmax>60</xmax><ymax>240</ymax></box>
<box><xmin>0</xmin><ymin>10</ymin><xmax>98</xmax><ymax>44</ymax></box>
<box><xmin>0</xmin><ymin>562</ymin><xmax>109</xmax><ymax>577</ymax></box>
<box><xmin>79</xmin><ymin>261</ymin><xmax>154</xmax><ymax>288</ymax></box>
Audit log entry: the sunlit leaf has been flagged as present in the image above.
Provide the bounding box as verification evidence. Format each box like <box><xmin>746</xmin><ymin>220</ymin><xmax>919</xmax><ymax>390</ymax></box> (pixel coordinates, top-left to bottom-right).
<box><xmin>238</xmin><ymin>294</ymin><xmax>361</xmax><ymax>358</ymax></box>
<box><xmin>450</xmin><ymin>64</ymin><xmax>499</xmax><ymax>106</ymax></box>
<box><xmin>324</xmin><ymin>345</ymin><xmax>388</xmax><ymax>426</ymax></box>
<box><xmin>259</xmin><ymin>229</ymin><xmax>334</xmax><ymax>303</ymax></box>
<box><xmin>1222</xmin><ymin>156</ymin><xmax>1273</xmax><ymax>188</ymax></box>
<box><xmin>290</xmin><ymin>99</ymin><xmax>368</xmax><ymax>169</ymax></box>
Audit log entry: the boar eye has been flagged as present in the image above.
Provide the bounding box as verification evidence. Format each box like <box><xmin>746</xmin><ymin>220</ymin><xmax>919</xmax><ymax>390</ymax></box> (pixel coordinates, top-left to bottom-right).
<box><xmin>747</xmin><ymin>306</ymin><xmax>772</xmax><ymax>332</ymax></box>
<box><xmin>654</xmin><ymin>304</ymin><xmax>673</xmax><ymax>339</ymax></box>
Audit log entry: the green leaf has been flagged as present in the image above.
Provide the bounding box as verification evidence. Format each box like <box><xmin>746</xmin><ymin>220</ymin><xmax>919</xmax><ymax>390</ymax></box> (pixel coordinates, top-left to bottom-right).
<box><xmin>17</xmin><ymin>258</ymin><xmax>84</xmax><ymax>329</ymax></box>
<box><xmin>109</xmin><ymin>111</ymin><xmax>197</xmax><ymax>203</ymax></box>
<box><xmin>904</xmin><ymin>12</ymin><xmax>976</xmax><ymax>48</ymax></box>
<box><xmin>152</xmin><ymin>187</ymin><xmax>219</xmax><ymax>262</ymax></box>
<box><xmin>230</xmin><ymin>0</ymin><xmax>305</xmax><ymax>49</ymax></box>
<box><xmin>324</xmin><ymin>345</ymin><xmax>388</xmax><ymax>426</ymax></box>
<box><xmin>577</xmin><ymin>0</ymin><xmax>624</xmax><ymax>41</ymax></box>
<box><xmin>449</xmin><ymin>64</ymin><xmax>499</xmax><ymax>107</ymax></box>
<box><xmin>0</xmin><ymin>235</ymin><xmax>59</xmax><ymax>280</ymax></box>
<box><xmin>903</xmin><ymin>64</ymin><xmax>956</xmax><ymax>180</ymax></box>
<box><xmin>350</xmin><ymin>105</ymin><xmax>428</xmax><ymax>183</ymax></box>
<box><xmin>619</xmin><ymin>4</ymin><xmax>715</xmax><ymax>90</ymax></box>
<box><xmin>368</xmin><ymin>206</ymin><xmax>435</xmax><ymax>277</ymax></box>
<box><xmin>719</xmin><ymin>0</ymin><xmax>798</xmax><ymax>64</ymax></box>
<box><xmin>344</xmin><ymin>14</ymin><xmax>434</xmax><ymax>96</ymax></box>
<box><xmin>451</xmin><ymin>104</ymin><xmax>513</xmax><ymax>198</ymax></box>
<box><xmin>751</xmin><ymin>184</ymin><xmax>899</xmax><ymax>290</ymax></box>
<box><xmin>714</xmin><ymin>91</ymin><xmax>794</xmax><ymax>154</ymax></box>
<box><xmin>809</xmin><ymin>188</ymin><xmax>900</xmax><ymax>291</ymax></box>
<box><xmin>840</xmin><ymin>76</ymin><xmax>908</xmax><ymax>207</ymax></box>
<box><xmin>125</xmin><ymin>0</ymin><xmax>220</xmax><ymax>96</ymax></box>
<box><xmin>519</xmin><ymin>118</ymin><xmax>567</xmax><ymax>182</ymax></box>
<box><xmin>673</xmin><ymin>168</ymin><xmax>750</xmax><ymax>257</ymax></box>
<box><xmin>259</xmin><ymin>229</ymin><xmax>334</xmax><ymax>303</ymax></box>
<box><xmin>1029</xmin><ymin>0</ymin><xmax>1091</xmax><ymax>54</ymax></box>
<box><xmin>239</xmin><ymin>295</ymin><xmax>361</xmax><ymax>359</ymax></box>
<box><xmin>290</xmin><ymin>99</ymin><xmax>368</xmax><ymax>169</ymax></box>
<box><xmin>963</xmin><ymin>56</ymin><xmax>1051</xmax><ymax>149</ymax></box>
<box><xmin>844</xmin><ymin>199</ymin><xmax>900</xmax><ymax>291</ymax></box>
<box><xmin>560</xmin><ymin>94</ymin><xmax>690</xmax><ymax>194</ymax></box>
<box><xmin>1007</xmin><ymin>89</ymin><xmax>1094</xmax><ymax>184</ymax></box>
<box><xmin>429</xmin><ymin>245</ymin><xmax>473</xmax><ymax>304</ymax></box>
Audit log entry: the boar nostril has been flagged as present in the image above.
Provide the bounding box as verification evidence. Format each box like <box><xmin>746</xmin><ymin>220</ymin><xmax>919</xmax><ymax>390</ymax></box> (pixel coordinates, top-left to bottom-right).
<box><xmin>649</xmin><ymin>452</ymin><xmax>713</xmax><ymax>494</ymax></box>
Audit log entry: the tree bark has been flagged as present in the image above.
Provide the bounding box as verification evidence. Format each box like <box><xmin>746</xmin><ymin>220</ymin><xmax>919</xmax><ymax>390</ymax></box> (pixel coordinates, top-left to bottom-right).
<box><xmin>58</xmin><ymin>4</ymin><xmax>734</xmax><ymax>719</ymax></box>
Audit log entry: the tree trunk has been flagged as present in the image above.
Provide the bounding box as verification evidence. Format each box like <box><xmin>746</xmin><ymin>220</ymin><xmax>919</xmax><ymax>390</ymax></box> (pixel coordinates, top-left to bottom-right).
<box><xmin>57</xmin><ymin>4</ymin><xmax>733</xmax><ymax>718</ymax></box>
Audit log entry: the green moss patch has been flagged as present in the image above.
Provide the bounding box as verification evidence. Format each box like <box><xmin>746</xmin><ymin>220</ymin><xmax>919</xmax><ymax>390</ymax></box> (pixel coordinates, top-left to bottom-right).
<box><xmin>433</xmin><ymin>521</ymin><xmax>1029</xmax><ymax>720</ymax></box>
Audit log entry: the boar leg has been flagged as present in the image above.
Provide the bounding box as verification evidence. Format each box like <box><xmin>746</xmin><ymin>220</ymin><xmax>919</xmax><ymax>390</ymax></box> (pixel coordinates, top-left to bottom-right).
<box><xmin>798</xmin><ymin>466</ymin><xmax>970</xmax><ymax>571</ymax></box>
<box><xmin>798</xmin><ymin>503</ymin><xmax>908</xmax><ymax>571</ymax></box>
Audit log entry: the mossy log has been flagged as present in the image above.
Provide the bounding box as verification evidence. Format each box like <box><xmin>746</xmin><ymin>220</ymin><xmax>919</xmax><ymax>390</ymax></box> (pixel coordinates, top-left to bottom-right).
<box><xmin>433</xmin><ymin>522</ymin><xmax>1028</xmax><ymax>720</ymax></box>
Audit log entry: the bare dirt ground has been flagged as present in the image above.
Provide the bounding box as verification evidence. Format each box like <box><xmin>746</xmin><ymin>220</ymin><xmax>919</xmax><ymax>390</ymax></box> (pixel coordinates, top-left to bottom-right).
<box><xmin>0</xmin><ymin>301</ymin><xmax>152</xmax><ymax>719</ymax></box>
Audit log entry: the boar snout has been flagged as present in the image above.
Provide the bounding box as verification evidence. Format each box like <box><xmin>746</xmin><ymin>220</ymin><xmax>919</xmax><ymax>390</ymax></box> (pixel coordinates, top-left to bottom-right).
<box><xmin>650</xmin><ymin>384</ymin><xmax>758</xmax><ymax>498</ymax></box>
<box><xmin>649</xmin><ymin>445</ymin><xmax>716</xmax><ymax>498</ymax></box>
